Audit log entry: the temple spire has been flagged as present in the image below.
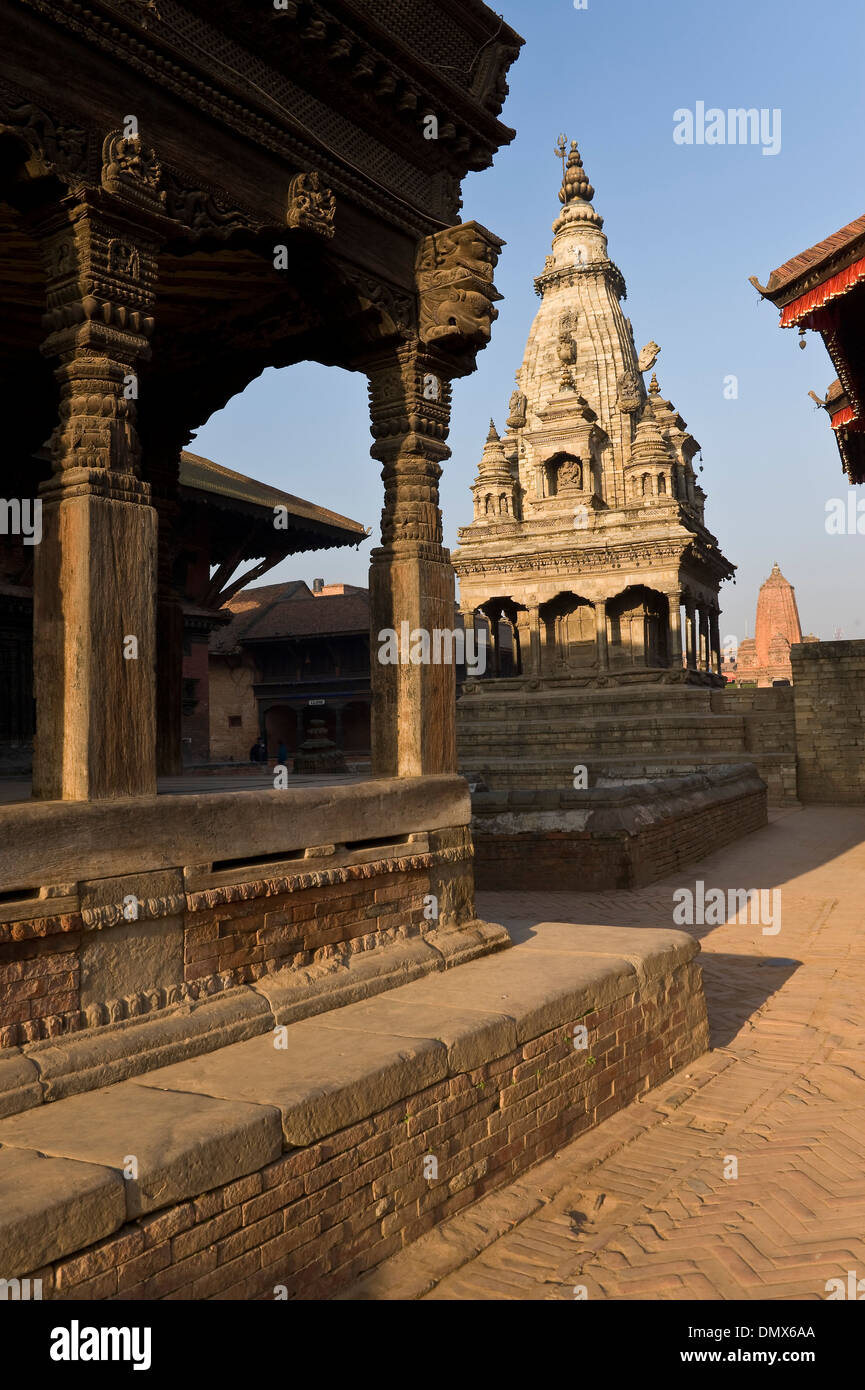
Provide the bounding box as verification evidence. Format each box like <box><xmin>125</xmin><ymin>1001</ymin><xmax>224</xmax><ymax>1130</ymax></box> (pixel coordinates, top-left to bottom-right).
<box><xmin>555</xmin><ymin>135</ymin><xmax>594</xmax><ymax>206</ymax></box>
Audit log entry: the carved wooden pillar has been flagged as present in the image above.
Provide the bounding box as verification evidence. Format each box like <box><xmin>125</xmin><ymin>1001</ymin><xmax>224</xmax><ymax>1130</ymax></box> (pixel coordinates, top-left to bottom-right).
<box><xmin>595</xmin><ymin>600</ymin><xmax>609</xmax><ymax>670</ymax></box>
<box><xmin>667</xmin><ymin>592</ymin><xmax>683</xmax><ymax>668</ymax></box>
<box><xmin>30</xmin><ymin>191</ymin><xmax>160</xmax><ymax>799</ymax></box>
<box><xmin>365</xmin><ymin>344</ymin><xmax>456</xmax><ymax>777</ymax></box>
<box><xmin>363</xmin><ymin>220</ymin><xmax>501</xmax><ymax>775</ymax></box>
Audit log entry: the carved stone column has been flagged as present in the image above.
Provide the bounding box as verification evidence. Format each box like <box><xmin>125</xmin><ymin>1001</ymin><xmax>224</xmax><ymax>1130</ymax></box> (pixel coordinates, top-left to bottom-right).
<box><xmin>684</xmin><ymin>596</ymin><xmax>697</xmax><ymax>671</ymax></box>
<box><xmin>30</xmin><ymin>188</ymin><xmax>160</xmax><ymax>799</ymax></box>
<box><xmin>595</xmin><ymin>600</ymin><xmax>609</xmax><ymax>670</ymax></box>
<box><xmin>667</xmin><ymin>592</ymin><xmax>683</xmax><ymax>668</ymax></box>
<box><xmin>709</xmin><ymin>608</ymin><xmax>721</xmax><ymax>677</ymax></box>
<box><xmin>488</xmin><ymin>613</ymin><xmax>502</xmax><ymax>677</ymax></box>
<box><xmin>459</xmin><ymin>607</ymin><xmax>478</xmax><ymax>676</ymax></box>
<box><xmin>696</xmin><ymin>605</ymin><xmax>709</xmax><ymax>672</ymax></box>
<box><xmin>515</xmin><ymin>609</ymin><xmax>532</xmax><ymax>677</ymax></box>
<box><xmin>528</xmin><ymin>604</ymin><xmax>541</xmax><ymax>677</ymax></box>
<box><xmin>365</xmin><ymin>344</ymin><xmax>456</xmax><ymax>777</ymax></box>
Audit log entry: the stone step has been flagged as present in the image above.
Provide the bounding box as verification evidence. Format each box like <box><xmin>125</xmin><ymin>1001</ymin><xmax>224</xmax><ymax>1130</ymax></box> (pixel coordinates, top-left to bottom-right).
<box><xmin>0</xmin><ymin>924</ymin><xmax>707</xmax><ymax>1296</ymax></box>
<box><xmin>459</xmin><ymin>684</ymin><xmax>719</xmax><ymax>719</ymax></box>
<box><xmin>459</xmin><ymin>727</ymin><xmax>748</xmax><ymax>756</ymax></box>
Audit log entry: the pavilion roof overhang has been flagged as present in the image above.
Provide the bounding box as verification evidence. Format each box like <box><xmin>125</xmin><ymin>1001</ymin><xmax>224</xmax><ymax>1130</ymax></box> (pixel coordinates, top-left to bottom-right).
<box><xmin>751</xmin><ymin>212</ymin><xmax>865</xmax><ymax>483</ymax></box>
<box><xmin>178</xmin><ymin>451</ymin><xmax>370</xmax><ymax>562</ymax></box>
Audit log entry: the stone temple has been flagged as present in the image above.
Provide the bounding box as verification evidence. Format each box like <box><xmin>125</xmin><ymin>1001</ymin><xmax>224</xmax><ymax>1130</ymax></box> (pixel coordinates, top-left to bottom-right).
<box><xmin>453</xmin><ymin>140</ymin><xmax>770</xmax><ymax>887</ymax></box>
<box><xmin>454</xmin><ymin>138</ymin><xmax>735</xmax><ymax>695</ymax></box>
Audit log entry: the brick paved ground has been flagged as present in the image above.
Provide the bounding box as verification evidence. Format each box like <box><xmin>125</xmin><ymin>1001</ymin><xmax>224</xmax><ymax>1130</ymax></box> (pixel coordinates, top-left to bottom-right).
<box><xmin>346</xmin><ymin>806</ymin><xmax>865</xmax><ymax>1301</ymax></box>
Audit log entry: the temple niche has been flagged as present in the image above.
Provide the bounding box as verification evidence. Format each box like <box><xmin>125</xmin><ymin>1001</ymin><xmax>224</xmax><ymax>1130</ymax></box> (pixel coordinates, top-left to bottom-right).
<box><xmin>454</xmin><ymin>137</ymin><xmax>735</xmax><ymax>689</ymax></box>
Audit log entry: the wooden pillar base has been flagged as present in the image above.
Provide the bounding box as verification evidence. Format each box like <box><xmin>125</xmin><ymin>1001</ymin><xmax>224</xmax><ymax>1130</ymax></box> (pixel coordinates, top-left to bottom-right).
<box><xmin>33</xmin><ymin>483</ymin><xmax>157</xmax><ymax>800</ymax></box>
<box><xmin>369</xmin><ymin>544</ymin><xmax>457</xmax><ymax>778</ymax></box>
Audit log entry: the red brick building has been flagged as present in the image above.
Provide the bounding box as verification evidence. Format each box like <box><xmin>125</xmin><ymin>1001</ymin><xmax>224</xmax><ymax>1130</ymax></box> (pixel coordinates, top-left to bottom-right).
<box><xmin>0</xmin><ymin>450</ymin><xmax>367</xmax><ymax>770</ymax></box>
<box><xmin>209</xmin><ymin>581</ymin><xmax>372</xmax><ymax>763</ymax></box>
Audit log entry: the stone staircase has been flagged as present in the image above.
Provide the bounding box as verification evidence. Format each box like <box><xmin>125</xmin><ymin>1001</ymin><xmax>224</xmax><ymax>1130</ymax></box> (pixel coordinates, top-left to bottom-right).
<box><xmin>458</xmin><ymin>680</ymin><xmax>798</xmax><ymax>803</ymax></box>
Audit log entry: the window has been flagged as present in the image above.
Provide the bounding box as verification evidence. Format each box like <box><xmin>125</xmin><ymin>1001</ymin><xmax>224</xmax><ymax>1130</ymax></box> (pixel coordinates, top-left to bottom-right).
<box><xmin>228</xmin><ymin>715</ymin><xmax>241</xmax><ymax>728</ymax></box>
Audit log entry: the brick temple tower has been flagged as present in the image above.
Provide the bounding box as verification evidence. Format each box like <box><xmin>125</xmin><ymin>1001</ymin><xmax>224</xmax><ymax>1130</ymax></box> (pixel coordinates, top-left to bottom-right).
<box><xmin>452</xmin><ymin>136</ymin><xmax>735</xmax><ymax>687</ymax></box>
<box><xmin>725</xmin><ymin>563</ymin><xmax>818</xmax><ymax>686</ymax></box>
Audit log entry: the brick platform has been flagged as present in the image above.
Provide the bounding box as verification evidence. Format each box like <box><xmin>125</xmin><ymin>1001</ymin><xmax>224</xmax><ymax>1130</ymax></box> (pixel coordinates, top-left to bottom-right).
<box><xmin>472</xmin><ymin>765</ymin><xmax>768</xmax><ymax>891</ymax></box>
<box><xmin>0</xmin><ymin>924</ymin><xmax>708</xmax><ymax>1299</ymax></box>
<box><xmin>0</xmin><ymin>776</ymin><xmax>494</xmax><ymax>1050</ymax></box>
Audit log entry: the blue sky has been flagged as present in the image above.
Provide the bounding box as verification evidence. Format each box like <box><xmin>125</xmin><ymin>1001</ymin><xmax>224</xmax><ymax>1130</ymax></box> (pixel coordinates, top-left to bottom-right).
<box><xmin>190</xmin><ymin>0</ymin><xmax>865</xmax><ymax>643</ymax></box>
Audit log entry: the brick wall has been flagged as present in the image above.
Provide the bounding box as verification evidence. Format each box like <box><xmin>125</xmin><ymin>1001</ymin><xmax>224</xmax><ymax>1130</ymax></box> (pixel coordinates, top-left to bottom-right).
<box><xmin>25</xmin><ymin>955</ymin><xmax>706</xmax><ymax>1300</ymax></box>
<box><xmin>791</xmin><ymin>641</ymin><xmax>865</xmax><ymax>803</ymax></box>
<box><xmin>711</xmin><ymin>686</ymin><xmax>797</xmax><ymax>802</ymax></box>
<box><xmin>0</xmin><ymin>930</ymin><xmax>80</xmax><ymax>1041</ymax></box>
<box><xmin>181</xmin><ymin>635</ymin><xmax>212</xmax><ymax>763</ymax></box>
<box><xmin>0</xmin><ymin>853</ymin><xmax>446</xmax><ymax>1049</ymax></box>
<box><xmin>183</xmin><ymin>867</ymin><xmax>430</xmax><ymax>986</ymax></box>
<box><xmin>473</xmin><ymin>779</ymin><xmax>768</xmax><ymax>891</ymax></box>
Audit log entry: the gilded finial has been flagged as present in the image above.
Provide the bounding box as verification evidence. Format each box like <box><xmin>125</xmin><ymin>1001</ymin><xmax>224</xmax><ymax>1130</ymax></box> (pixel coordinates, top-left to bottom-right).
<box><xmin>558</xmin><ymin>139</ymin><xmax>594</xmax><ymax>206</ymax></box>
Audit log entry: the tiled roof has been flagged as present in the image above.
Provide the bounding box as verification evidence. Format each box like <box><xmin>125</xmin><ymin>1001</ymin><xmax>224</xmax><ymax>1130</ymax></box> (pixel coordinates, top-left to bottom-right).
<box><xmin>244</xmin><ymin>593</ymin><xmax>370</xmax><ymax>642</ymax></box>
<box><xmin>210</xmin><ymin>583</ymin><xmax>369</xmax><ymax>653</ymax></box>
<box><xmin>763</xmin><ymin>213</ymin><xmax>865</xmax><ymax>296</ymax></box>
<box><xmin>209</xmin><ymin>580</ymin><xmax>312</xmax><ymax>653</ymax></box>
